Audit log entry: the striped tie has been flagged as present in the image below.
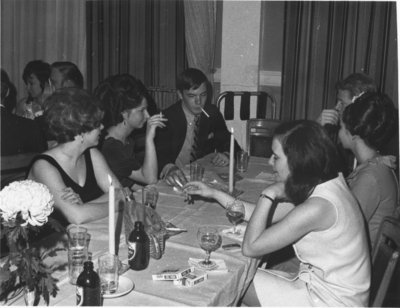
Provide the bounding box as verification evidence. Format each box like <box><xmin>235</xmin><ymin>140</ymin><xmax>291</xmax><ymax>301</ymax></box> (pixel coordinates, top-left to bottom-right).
<box><xmin>190</xmin><ymin>115</ymin><xmax>201</xmax><ymax>162</ymax></box>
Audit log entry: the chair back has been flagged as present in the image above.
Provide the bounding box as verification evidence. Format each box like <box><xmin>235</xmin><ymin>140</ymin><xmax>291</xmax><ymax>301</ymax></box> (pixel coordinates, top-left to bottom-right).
<box><xmin>147</xmin><ymin>86</ymin><xmax>178</xmax><ymax>110</ymax></box>
<box><xmin>370</xmin><ymin>216</ymin><xmax>400</xmax><ymax>307</ymax></box>
<box><xmin>247</xmin><ymin>119</ymin><xmax>282</xmax><ymax>158</ymax></box>
<box><xmin>1</xmin><ymin>152</ymin><xmax>37</xmax><ymax>188</ymax></box>
<box><xmin>216</xmin><ymin>91</ymin><xmax>277</xmax><ymax>121</ymax></box>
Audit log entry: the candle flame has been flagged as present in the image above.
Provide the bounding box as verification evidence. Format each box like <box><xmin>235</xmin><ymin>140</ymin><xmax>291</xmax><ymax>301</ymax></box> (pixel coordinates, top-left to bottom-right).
<box><xmin>107</xmin><ymin>174</ymin><xmax>113</xmax><ymax>185</ymax></box>
<box><xmin>231</xmin><ymin>127</ymin><xmax>234</xmax><ymax>133</ymax></box>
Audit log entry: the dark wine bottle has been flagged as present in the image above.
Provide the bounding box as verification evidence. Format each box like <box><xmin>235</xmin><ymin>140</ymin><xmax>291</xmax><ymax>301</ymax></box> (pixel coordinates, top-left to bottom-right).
<box><xmin>76</xmin><ymin>261</ymin><xmax>102</xmax><ymax>306</ymax></box>
<box><xmin>128</xmin><ymin>221</ymin><xmax>150</xmax><ymax>270</ymax></box>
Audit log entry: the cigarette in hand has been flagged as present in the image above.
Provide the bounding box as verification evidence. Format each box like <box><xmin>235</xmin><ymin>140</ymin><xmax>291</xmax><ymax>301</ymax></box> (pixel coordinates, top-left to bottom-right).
<box><xmin>201</xmin><ymin>108</ymin><xmax>210</xmax><ymax>118</ymax></box>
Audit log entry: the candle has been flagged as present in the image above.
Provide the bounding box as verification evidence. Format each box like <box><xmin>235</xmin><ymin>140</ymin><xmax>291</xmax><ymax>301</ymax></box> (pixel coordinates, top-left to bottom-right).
<box><xmin>229</xmin><ymin>127</ymin><xmax>234</xmax><ymax>193</ymax></box>
<box><xmin>108</xmin><ymin>174</ymin><xmax>115</xmax><ymax>255</ymax></box>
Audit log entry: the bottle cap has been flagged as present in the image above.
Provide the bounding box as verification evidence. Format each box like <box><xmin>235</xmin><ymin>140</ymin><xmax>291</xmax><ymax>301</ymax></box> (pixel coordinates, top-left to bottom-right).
<box><xmin>135</xmin><ymin>221</ymin><xmax>143</xmax><ymax>228</ymax></box>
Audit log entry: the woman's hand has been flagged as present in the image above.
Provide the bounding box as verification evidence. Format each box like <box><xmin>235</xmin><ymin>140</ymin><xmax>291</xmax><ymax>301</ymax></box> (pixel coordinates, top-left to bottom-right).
<box><xmin>183</xmin><ymin>181</ymin><xmax>216</xmax><ymax>199</ymax></box>
<box><xmin>211</xmin><ymin>152</ymin><xmax>229</xmax><ymax>166</ymax></box>
<box><xmin>146</xmin><ymin>113</ymin><xmax>167</xmax><ymax>140</ymax></box>
<box><xmin>61</xmin><ymin>187</ymin><xmax>83</xmax><ymax>205</ymax></box>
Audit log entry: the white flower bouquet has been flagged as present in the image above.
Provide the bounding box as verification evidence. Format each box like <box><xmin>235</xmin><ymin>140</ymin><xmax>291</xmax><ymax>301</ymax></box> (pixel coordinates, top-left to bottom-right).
<box><xmin>0</xmin><ymin>180</ymin><xmax>64</xmax><ymax>305</ymax></box>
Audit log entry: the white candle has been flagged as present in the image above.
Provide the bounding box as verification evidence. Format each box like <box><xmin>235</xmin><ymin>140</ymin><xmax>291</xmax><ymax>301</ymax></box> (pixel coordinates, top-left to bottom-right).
<box><xmin>108</xmin><ymin>174</ymin><xmax>115</xmax><ymax>255</ymax></box>
<box><xmin>229</xmin><ymin>127</ymin><xmax>234</xmax><ymax>193</ymax></box>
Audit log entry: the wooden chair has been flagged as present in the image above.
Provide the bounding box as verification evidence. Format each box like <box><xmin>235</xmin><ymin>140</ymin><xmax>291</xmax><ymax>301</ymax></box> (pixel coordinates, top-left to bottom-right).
<box><xmin>246</xmin><ymin>119</ymin><xmax>282</xmax><ymax>158</ymax></box>
<box><xmin>216</xmin><ymin>91</ymin><xmax>277</xmax><ymax>121</ymax></box>
<box><xmin>1</xmin><ymin>152</ymin><xmax>37</xmax><ymax>188</ymax></box>
<box><xmin>370</xmin><ymin>216</ymin><xmax>400</xmax><ymax>307</ymax></box>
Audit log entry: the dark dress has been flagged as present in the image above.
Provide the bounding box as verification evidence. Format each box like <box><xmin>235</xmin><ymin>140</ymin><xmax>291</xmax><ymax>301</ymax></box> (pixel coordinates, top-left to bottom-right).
<box><xmin>101</xmin><ymin>137</ymin><xmax>142</xmax><ymax>187</ymax></box>
<box><xmin>29</xmin><ymin>150</ymin><xmax>104</xmax><ymax>226</ymax></box>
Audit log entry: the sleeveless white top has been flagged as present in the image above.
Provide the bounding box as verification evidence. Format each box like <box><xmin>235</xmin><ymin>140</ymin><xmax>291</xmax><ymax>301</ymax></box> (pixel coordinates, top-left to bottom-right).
<box><xmin>294</xmin><ymin>174</ymin><xmax>371</xmax><ymax>306</ymax></box>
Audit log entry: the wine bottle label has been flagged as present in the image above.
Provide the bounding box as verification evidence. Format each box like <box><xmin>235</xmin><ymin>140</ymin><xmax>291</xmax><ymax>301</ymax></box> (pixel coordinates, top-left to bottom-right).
<box><xmin>76</xmin><ymin>286</ymin><xmax>83</xmax><ymax>306</ymax></box>
<box><xmin>128</xmin><ymin>242</ymin><xmax>137</xmax><ymax>261</ymax></box>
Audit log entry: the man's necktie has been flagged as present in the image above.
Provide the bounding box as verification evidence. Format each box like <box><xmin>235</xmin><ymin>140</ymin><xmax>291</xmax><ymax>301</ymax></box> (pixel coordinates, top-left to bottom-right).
<box><xmin>190</xmin><ymin>115</ymin><xmax>201</xmax><ymax>163</ymax></box>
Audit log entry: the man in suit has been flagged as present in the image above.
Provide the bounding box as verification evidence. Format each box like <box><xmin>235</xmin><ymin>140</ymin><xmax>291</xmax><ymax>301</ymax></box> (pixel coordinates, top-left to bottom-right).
<box><xmin>155</xmin><ymin>68</ymin><xmax>239</xmax><ymax>186</ymax></box>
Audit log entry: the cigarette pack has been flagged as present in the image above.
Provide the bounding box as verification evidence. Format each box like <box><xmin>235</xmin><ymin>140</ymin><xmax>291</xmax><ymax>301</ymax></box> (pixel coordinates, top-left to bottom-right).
<box><xmin>173</xmin><ymin>269</ymin><xmax>207</xmax><ymax>287</ymax></box>
<box><xmin>152</xmin><ymin>267</ymin><xmax>194</xmax><ymax>281</ymax></box>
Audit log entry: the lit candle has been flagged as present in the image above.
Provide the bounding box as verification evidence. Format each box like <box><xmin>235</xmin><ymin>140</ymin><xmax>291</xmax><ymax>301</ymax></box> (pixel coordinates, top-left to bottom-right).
<box><xmin>108</xmin><ymin>174</ymin><xmax>115</xmax><ymax>255</ymax></box>
<box><xmin>229</xmin><ymin>127</ymin><xmax>234</xmax><ymax>193</ymax></box>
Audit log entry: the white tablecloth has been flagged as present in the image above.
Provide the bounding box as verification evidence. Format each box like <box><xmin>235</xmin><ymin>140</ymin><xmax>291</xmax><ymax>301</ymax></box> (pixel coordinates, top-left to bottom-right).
<box><xmin>7</xmin><ymin>155</ymin><xmax>276</xmax><ymax>306</ymax></box>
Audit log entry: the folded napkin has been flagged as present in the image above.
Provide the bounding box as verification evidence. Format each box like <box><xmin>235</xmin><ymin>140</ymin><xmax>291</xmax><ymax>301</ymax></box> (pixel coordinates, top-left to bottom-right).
<box><xmin>221</xmin><ymin>225</ymin><xmax>246</xmax><ymax>242</ymax></box>
<box><xmin>188</xmin><ymin>258</ymin><xmax>228</xmax><ymax>273</ymax></box>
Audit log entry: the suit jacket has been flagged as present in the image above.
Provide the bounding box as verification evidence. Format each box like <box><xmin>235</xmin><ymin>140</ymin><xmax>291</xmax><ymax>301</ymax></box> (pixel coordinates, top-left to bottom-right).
<box><xmin>155</xmin><ymin>101</ymin><xmax>240</xmax><ymax>174</ymax></box>
<box><xmin>1</xmin><ymin>108</ymin><xmax>47</xmax><ymax>156</ymax></box>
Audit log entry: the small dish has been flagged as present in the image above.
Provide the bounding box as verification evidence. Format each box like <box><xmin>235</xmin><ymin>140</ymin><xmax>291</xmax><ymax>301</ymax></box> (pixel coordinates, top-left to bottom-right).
<box><xmin>102</xmin><ymin>276</ymin><xmax>134</xmax><ymax>299</ymax></box>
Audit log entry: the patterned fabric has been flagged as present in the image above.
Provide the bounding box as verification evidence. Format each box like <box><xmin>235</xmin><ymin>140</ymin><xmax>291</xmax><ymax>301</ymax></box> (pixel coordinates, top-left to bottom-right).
<box><xmin>190</xmin><ymin>115</ymin><xmax>201</xmax><ymax>162</ymax></box>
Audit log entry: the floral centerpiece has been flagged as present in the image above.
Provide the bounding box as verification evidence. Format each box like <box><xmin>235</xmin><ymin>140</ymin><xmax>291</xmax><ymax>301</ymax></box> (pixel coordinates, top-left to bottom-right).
<box><xmin>0</xmin><ymin>180</ymin><xmax>64</xmax><ymax>305</ymax></box>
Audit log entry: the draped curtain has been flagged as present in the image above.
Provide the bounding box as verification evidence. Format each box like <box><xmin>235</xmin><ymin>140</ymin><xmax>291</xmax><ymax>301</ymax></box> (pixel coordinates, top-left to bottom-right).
<box><xmin>183</xmin><ymin>0</ymin><xmax>216</xmax><ymax>85</ymax></box>
<box><xmin>86</xmin><ymin>0</ymin><xmax>186</xmax><ymax>94</ymax></box>
<box><xmin>1</xmin><ymin>0</ymin><xmax>86</xmax><ymax>99</ymax></box>
<box><xmin>280</xmin><ymin>1</ymin><xmax>398</xmax><ymax>121</ymax></box>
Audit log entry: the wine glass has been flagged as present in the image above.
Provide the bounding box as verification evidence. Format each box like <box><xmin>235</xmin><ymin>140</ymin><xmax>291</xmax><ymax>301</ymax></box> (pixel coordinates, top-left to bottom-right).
<box><xmin>226</xmin><ymin>200</ymin><xmax>245</xmax><ymax>234</ymax></box>
<box><xmin>197</xmin><ymin>226</ymin><xmax>222</xmax><ymax>269</ymax></box>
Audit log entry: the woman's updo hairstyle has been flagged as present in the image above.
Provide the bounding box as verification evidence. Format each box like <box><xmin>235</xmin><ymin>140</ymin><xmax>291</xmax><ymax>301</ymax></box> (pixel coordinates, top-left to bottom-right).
<box><xmin>44</xmin><ymin>88</ymin><xmax>103</xmax><ymax>143</ymax></box>
<box><xmin>342</xmin><ymin>93</ymin><xmax>397</xmax><ymax>151</ymax></box>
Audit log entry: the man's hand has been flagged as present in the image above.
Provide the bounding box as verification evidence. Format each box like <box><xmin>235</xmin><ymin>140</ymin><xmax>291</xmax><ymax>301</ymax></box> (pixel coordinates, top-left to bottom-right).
<box><xmin>160</xmin><ymin>164</ymin><xmax>188</xmax><ymax>188</ymax></box>
<box><xmin>211</xmin><ymin>152</ymin><xmax>229</xmax><ymax>166</ymax></box>
<box><xmin>317</xmin><ymin>109</ymin><xmax>339</xmax><ymax>126</ymax></box>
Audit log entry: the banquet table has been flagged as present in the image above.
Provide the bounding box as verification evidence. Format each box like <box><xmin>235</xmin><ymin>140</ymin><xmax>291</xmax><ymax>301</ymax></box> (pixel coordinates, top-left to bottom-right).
<box><xmin>6</xmin><ymin>154</ymin><xmax>278</xmax><ymax>306</ymax></box>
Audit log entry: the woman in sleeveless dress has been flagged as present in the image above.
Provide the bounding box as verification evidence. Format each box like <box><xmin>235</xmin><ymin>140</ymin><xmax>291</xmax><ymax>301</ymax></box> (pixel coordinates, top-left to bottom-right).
<box><xmin>27</xmin><ymin>88</ymin><xmax>122</xmax><ymax>226</ymax></box>
<box><xmin>185</xmin><ymin>120</ymin><xmax>370</xmax><ymax>306</ymax></box>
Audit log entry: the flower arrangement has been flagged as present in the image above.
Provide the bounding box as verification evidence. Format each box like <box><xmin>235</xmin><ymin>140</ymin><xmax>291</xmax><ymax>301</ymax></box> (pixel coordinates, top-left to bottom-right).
<box><xmin>0</xmin><ymin>180</ymin><xmax>64</xmax><ymax>305</ymax></box>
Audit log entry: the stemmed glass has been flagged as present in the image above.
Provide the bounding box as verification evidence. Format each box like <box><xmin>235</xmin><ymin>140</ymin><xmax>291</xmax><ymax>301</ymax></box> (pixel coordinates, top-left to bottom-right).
<box><xmin>226</xmin><ymin>200</ymin><xmax>245</xmax><ymax>234</ymax></box>
<box><xmin>197</xmin><ymin>226</ymin><xmax>222</xmax><ymax>269</ymax></box>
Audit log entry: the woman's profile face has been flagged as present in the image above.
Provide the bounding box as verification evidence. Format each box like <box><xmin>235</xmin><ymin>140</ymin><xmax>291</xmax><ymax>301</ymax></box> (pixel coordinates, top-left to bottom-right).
<box><xmin>269</xmin><ymin>137</ymin><xmax>290</xmax><ymax>182</ymax></box>
<box><xmin>125</xmin><ymin>98</ymin><xmax>149</xmax><ymax>130</ymax></box>
<box><xmin>26</xmin><ymin>74</ymin><xmax>42</xmax><ymax>98</ymax></box>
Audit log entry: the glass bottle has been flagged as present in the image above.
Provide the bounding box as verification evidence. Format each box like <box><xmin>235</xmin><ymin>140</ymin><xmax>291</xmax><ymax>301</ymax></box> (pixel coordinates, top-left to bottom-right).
<box><xmin>128</xmin><ymin>221</ymin><xmax>149</xmax><ymax>270</ymax></box>
<box><xmin>76</xmin><ymin>260</ymin><xmax>102</xmax><ymax>306</ymax></box>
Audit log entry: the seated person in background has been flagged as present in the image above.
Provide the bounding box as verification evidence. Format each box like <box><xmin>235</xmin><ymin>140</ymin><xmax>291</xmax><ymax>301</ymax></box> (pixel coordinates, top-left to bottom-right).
<box><xmin>317</xmin><ymin>72</ymin><xmax>377</xmax><ymax>127</ymax></box>
<box><xmin>27</xmin><ymin>88</ymin><xmax>122</xmax><ymax>226</ymax></box>
<box><xmin>185</xmin><ymin>120</ymin><xmax>370</xmax><ymax>306</ymax></box>
<box><xmin>155</xmin><ymin>67</ymin><xmax>240</xmax><ymax>186</ymax></box>
<box><xmin>14</xmin><ymin>60</ymin><xmax>52</xmax><ymax>119</ymax></box>
<box><xmin>50</xmin><ymin>61</ymin><xmax>84</xmax><ymax>90</ymax></box>
<box><xmin>94</xmin><ymin>74</ymin><xmax>166</xmax><ymax>188</ymax></box>
<box><xmin>339</xmin><ymin>92</ymin><xmax>399</xmax><ymax>248</ymax></box>
<box><xmin>1</xmin><ymin>69</ymin><xmax>47</xmax><ymax>155</ymax></box>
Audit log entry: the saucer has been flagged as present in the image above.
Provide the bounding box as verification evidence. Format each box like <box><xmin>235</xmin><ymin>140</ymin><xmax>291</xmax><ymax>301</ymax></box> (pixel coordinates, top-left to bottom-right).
<box><xmin>102</xmin><ymin>276</ymin><xmax>134</xmax><ymax>299</ymax></box>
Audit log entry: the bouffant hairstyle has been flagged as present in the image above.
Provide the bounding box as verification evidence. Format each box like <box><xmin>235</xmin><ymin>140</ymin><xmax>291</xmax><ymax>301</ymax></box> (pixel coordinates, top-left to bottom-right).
<box><xmin>51</xmin><ymin>61</ymin><xmax>84</xmax><ymax>88</ymax></box>
<box><xmin>274</xmin><ymin>120</ymin><xmax>340</xmax><ymax>205</ymax></box>
<box><xmin>93</xmin><ymin>74</ymin><xmax>147</xmax><ymax>129</ymax></box>
<box><xmin>44</xmin><ymin>88</ymin><xmax>103</xmax><ymax>143</ymax></box>
<box><xmin>335</xmin><ymin>73</ymin><xmax>377</xmax><ymax>98</ymax></box>
<box><xmin>176</xmin><ymin>68</ymin><xmax>208</xmax><ymax>92</ymax></box>
<box><xmin>22</xmin><ymin>60</ymin><xmax>51</xmax><ymax>91</ymax></box>
<box><xmin>342</xmin><ymin>93</ymin><xmax>397</xmax><ymax>151</ymax></box>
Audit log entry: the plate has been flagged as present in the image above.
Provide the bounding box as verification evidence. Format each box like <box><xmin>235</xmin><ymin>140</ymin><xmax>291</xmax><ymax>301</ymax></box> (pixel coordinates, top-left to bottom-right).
<box><xmin>102</xmin><ymin>276</ymin><xmax>134</xmax><ymax>299</ymax></box>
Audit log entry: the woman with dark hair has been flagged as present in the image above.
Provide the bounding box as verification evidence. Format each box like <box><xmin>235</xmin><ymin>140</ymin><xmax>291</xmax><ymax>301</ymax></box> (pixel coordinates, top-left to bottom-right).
<box><xmin>184</xmin><ymin>120</ymin><xmax>370</xmax><ymax>306</ymax></box>
<box><xmin>50</xmin><ymin>61</ymin><xmax>84</xmax><ymax>89</ymax></box>
<box><xmin>27</xmin><ymin>88</ymin><xmax>122</xmax><ymax>226</ymax></box>
<box><xmin>339</xmin><ymin>93</ymin><xmax>398</xmax><ymax>248</ymax></box>
<box><xmin>15</xmin><ymin>60</ymin><xmax>52</xmax><ymax>119</ymax></box>
<box><xmin>94</xmin><ymin>74</ymin><xmax>166</xmax><ymax>187</ymax></box>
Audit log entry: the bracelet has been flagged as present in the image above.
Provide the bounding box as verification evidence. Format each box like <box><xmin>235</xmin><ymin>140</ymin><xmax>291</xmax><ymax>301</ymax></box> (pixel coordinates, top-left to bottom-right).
<box><xmin>260</xmin><ymin>194</ymin><xmax>275</xmax><ymax>203</ymax></box>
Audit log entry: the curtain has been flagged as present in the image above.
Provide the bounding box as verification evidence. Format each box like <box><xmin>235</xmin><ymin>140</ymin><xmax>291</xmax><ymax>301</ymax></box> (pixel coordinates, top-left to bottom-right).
<box><xmin>280</xmin><ymin>1</ymin><xmax>398</xmax><ymax>121</ymax></box>
<box><xmin>1</xmin><ymin>0</ymin><xmax>86</xmax><ymax>99</ymax></box>
<box><xmin>183</xmin><ymin>0</ymin><xmax>216</xmax><ymax>85</ymax></box>
<box><xmin>86</xmin><ymin>0</ymin><xmax>186</xmax><ymax>97</ymax></box>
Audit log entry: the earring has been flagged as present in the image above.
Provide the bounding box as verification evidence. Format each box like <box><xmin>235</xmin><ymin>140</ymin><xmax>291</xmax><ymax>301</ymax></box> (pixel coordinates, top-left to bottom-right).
<box><xmin>123</xmin><ymin>120</ymin><xmax>127</xmax><ymax>126</ymax></box>
<box><xmin>81</xmin><ymin>135</ymin><xmax>84</xmax><ymax>144</ymax></box>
